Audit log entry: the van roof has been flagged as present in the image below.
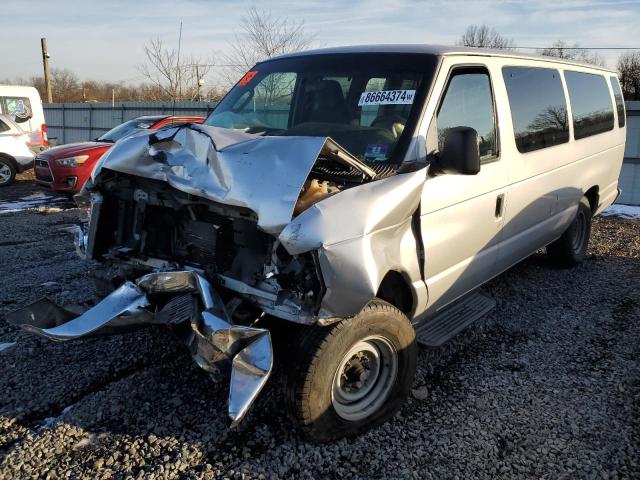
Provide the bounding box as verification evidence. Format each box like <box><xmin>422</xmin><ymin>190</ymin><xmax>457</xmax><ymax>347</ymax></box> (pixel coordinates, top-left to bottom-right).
<box><xmin>268</xmin><ymin>44</ymin><xmax>617</xmax><ymax>74</ymax></box>
<box><xmin>0</xmin><ymin>85</ymin><xmax>42</xmax><ymax>95</ymax></box>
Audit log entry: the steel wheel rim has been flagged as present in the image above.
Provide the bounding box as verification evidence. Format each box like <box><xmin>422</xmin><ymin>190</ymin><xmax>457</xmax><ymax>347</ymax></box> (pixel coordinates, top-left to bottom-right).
<box><xmin>331</xmin><ymin>335</ymin><xmax>398</xmax><ymax>421</ymax></box>
<box><xmin>0</xmin><ymin>164</ymin><xmax>12</xmax><ymax>184</ymax></box>
<box><xmin>572</xmin><ymin>209</ymin><xmax>587</xmax><ymax>252</ymax></box>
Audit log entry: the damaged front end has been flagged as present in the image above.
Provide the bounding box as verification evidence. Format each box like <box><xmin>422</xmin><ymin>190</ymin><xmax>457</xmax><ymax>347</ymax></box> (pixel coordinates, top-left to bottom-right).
<box><xmin>8</xmin><ymin>123</ymin><xmax>426</xmax><ymax>424</ymax></box>
<box><xmin>7</xmin><ymin>270</ymin><xmax>272</xmax><ymax>425</ymax></box>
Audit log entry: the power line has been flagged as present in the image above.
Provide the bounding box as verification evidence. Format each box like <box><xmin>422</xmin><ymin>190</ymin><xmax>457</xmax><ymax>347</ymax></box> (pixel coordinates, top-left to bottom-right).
<box><xmin>514</xmin><ymin>46</ymin><xmax>640</xmax><ymax>50</ymax></box>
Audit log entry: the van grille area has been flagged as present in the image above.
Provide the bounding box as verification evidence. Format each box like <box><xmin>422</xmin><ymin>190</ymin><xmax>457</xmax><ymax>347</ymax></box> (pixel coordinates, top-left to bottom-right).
<box><xmin>34</xmin><ymin>157</ymin><xmax>54</xmax><ymax>183</ymax></box>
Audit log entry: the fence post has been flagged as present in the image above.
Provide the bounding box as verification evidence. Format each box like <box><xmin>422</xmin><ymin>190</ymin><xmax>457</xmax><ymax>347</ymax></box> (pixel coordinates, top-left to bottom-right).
<box><xmin>61</xmin><ymin>104</ymin><xmax>66</xmax><ymax>144</ymax></box>
<box><xmin>89</xmin><ymin>103</ymin><xmax>93</xmax><ymax>141</ymax></box>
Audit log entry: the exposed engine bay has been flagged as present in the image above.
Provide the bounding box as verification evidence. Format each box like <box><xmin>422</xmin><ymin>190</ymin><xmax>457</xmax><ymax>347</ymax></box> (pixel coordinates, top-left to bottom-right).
<box><xmin>86</xmin><ymin>172</ymin><xmax>328</xmax><ymax>323</ymax></box>
<box><xmin>79</xmin><ymin>124</ymin><xmax>399</xmax><ymax>324</ymax></box>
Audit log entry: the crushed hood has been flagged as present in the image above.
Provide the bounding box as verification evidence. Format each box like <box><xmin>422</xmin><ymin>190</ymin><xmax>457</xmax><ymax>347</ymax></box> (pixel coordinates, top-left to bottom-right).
<box><xmin>90</xmin><ymin>124</ymin><xmax>375</xmax><ymax>235</ymax></box>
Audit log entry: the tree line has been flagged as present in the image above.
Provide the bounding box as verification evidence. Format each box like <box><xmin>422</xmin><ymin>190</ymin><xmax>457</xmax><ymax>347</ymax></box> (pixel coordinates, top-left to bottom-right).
<box><xmin>3</xmin><ymin>17</ymin><xmax>639</xmax><ymax>102</ymax></box>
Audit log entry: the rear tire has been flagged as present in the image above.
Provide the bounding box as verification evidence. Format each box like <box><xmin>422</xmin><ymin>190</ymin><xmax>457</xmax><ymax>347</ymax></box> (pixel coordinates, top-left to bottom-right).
<box><xmin>547</xmin><ymin>196</ymin><xmax>592</xmax><ymax>267</ymax></box>
<box><xmin>284</xmin><ymin>299</ymin><xmax>417</xmax><ymax>441</ymax></box>
<box><xmin>0</xmin><ymin>158</ymin><xmax>17</xmax><ymax>187</ymax></box>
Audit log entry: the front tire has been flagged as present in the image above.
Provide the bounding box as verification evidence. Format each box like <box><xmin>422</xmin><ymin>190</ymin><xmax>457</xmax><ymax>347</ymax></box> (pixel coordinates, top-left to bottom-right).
<box><xmin>0</xmin><ymin>158</ymin><xmax>17</xmax><ymax>187</ymax></box>
<box><xmin>547</xmin><ymin>196</ymin><xmax>592</xmax><ymax>267</ymax></box>
<box><xmin>284</xmin><ymin>299</ymin><xmax>417</xmax><ymax>441</ymax></box>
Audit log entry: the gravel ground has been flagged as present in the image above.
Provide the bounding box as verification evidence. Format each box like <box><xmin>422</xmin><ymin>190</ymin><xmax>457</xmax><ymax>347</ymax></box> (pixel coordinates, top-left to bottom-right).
<box><xmin>0</xmin><ymin>173</ymin><xmax>639</xmax><ymax>479</ymax></box>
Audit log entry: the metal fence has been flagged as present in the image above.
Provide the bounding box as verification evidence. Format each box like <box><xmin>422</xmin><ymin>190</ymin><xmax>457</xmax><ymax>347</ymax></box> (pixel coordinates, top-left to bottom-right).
<box><xmin>619</xmin><ymin>101</ymin><xmax>640</xmax><ymax>205</ymax></box>
<box><xmin>43</xmin><ymin>101</ymin><xmax>218</xmax><ymax>144</ymax></box>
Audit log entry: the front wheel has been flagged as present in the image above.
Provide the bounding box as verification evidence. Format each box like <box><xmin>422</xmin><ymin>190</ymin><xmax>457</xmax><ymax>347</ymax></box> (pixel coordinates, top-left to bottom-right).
<box><xmin>547</xmin><ymin>196</ymin><xmax>592</xmax><ymax>267</ymax></box>
<box><xmin>284</xmin><ymin>300</ymin><xmax>417</xmax><ymax>441</ymax></box>
<box><xmin>0</xmin><ymin>158</ymin><xmax>16</xmax><ymax>187</ymax></box>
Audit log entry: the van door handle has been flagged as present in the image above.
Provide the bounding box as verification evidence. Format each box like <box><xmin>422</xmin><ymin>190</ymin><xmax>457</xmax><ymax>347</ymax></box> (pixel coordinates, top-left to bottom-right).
<box><xmin>495</xmin><ymin>194</ymin><xmax>505</xmax><ymax>219</ymax></box>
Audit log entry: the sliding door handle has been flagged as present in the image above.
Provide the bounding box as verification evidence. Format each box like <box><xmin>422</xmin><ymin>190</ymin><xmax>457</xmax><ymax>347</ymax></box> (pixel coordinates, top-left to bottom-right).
<box><xmin>495</xmin><ymin>194</ymin><xmax>505</xmax><ymax>219</ymax></box>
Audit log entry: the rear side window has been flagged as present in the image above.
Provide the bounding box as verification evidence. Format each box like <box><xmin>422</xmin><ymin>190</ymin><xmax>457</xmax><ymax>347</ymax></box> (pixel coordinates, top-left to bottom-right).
<box><xmin>0</xmin><ymin>119</ymin><xmax>9</xmax><ymax>133</ymax></box>
<box><xmin>502</xmin><ymin>67</ymin><xmax>569</xmax><ymax>153</ymax></box>
<box><xmin>564</xmin><ymin>71</ymin><xmax>614</xmax><ymax>139</ymax></box>
<box><xmin>609</xmin><ymin>76</ymin><xmax>626</xmax><ymax>128</ymax></box>
<box><xmin>0</xmin><ymin>96</ymin><xmax>33</xmax><ymax>124</ymax></box>
<box><xmin>436</xmin><ymin>68</ymin><xmax>498</xmax><ymax>160</ymax></box>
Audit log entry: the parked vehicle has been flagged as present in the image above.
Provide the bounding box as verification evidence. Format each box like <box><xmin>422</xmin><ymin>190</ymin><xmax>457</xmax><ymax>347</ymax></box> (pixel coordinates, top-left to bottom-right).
<box><xmin>0</xmin><ymin>85</ymin><xmax>48</xmax><ymax>152</ymax></box>
<box><xmin>8</xmin><ymin>46</ymin><xmax>626</xmax><ymax>440</ymax></box>
<box><xmin>0</xmin><ymin>114</ymin><xmax>35</xmax><ymax>186</ymax></box>
<box><xmin>34</xmin><ymin>115</ymin><xmax>204</xmax><ymax>194</ymax></box>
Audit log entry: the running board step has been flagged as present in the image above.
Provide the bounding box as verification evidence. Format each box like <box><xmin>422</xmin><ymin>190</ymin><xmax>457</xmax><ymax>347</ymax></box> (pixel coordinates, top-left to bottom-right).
<box><xmin>415</xmin><ymin>290</ymin><xmax>496</xmax><ymax>347</ymax></box>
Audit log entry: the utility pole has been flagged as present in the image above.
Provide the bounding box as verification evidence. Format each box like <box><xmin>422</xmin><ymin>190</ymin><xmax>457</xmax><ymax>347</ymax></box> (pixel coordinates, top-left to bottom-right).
<box><xmin>40</xmin><ymin>38</ymin><xmax>53</xmax><ymax>103</ymax></box>
<box><xmin>195</xmin><ymin>64</ymin><xmax>202</xmax><ymax>101</ymax></box>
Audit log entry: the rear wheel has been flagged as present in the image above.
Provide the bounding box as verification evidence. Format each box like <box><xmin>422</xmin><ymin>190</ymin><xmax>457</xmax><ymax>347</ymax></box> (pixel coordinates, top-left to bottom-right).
<box><xmin>0</xmin><ymin>158</ymin><xmax>16</xmax><ymax>187</ymax></box>
<box><xmin>547</xmin><ymin>196</ymin><xmax>592</xmax><ymax>267</ymax></box>
<box><xmin>284</xmin><ymin>299</ymin><xmax>417</xmax><ymax>441</ymax></box>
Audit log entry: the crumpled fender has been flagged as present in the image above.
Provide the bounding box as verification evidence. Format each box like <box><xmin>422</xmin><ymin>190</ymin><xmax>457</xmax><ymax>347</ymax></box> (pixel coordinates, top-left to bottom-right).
<box><xmin>278</xmin><ymin>168</ymin><xmax>427</xmax><ymax>318</ymax></box>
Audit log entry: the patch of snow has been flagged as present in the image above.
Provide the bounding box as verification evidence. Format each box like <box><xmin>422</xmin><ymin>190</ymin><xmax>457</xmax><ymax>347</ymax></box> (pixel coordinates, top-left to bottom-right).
<box><xmin>601</xmin><ymin>204</ymin><xmax>640</xmax><ymax>220</ymax></box>
<box><xmin>0</xmin><ymin>191</ymin><xmax>68</xmax><ymax>214</ymax></box>
<box><xmin>39</xmin><ymin>405</ymin><xmax>75</xmax><ymax>430</ymax></box>
<box><xmin>0</xmin><ymin>342</ymin><xmax>16</xmax><ymax>353</ymax></box>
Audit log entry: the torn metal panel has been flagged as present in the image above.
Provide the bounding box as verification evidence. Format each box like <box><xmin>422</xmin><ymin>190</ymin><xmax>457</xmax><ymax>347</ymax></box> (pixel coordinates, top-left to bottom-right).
<box><xmin>6</xmin><ymin>269</ymin><xmax>273</xmax><ymax>425</ymax></box>
<box><xmin>89</xmin><ymin>125</ymin><xmax>372</xmax><ymax>235</ymax></box>
<box><xmin>7</xmin><ymin>282</ymin><xmax>150</xmax><ymax>341</ymax></box>
<box><xmin>278</xmin><ymin>169</ymin><xmax>427</xmax><ymax>318</ymax></box>
<box><xmin>278</xmin><ymin>169</ymin><xmax>426</xmax><ymax>254</ymax></box>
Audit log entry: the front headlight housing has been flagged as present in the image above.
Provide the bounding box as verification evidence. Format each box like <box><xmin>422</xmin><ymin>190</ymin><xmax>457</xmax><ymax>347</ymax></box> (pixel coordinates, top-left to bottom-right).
<box><xmin>56</xmin><ymin>155</ymin><xmax>89</xmax><ymax>167</ymax></box>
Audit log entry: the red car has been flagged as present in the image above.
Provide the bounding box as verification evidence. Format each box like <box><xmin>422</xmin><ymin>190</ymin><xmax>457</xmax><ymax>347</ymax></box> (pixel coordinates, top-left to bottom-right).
<box><xmin>34</xmin><ymin>115</ymin><xmax>204</xmax><ymax>194</ymax></box>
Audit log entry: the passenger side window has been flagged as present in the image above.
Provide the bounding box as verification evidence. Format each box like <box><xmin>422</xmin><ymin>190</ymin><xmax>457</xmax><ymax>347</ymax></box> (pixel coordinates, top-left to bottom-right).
<box><xmin>609</xmin><ymin>76</ymin><xmax>626</xmax><ymax>128</ymax></box>
<box><xmin>436</xmin><ymin>69</ymin><xmax>497</xmax><ymax>160</ymax></box>
<box><xmin>564</xmin><ymin>71</ymin><xmax>614</xmax><ymax>139</ymax></box>
<box><xmin>502</xmin><ymin>67</ymin><xmax>569</xmax><ymax>153</ymax></box>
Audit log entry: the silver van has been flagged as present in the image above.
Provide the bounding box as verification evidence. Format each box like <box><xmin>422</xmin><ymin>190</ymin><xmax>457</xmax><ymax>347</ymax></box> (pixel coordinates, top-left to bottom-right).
<box><xmin>8</xmin><ymin>46</ymin><xmax>626</xmax><ymax>440</ymax></box>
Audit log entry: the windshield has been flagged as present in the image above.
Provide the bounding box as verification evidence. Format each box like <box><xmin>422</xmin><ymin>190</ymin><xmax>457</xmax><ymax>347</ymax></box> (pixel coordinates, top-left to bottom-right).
<box><xmin>206</xmin><ymin>53</ymin><xmax>437</xmax><ymax>163</ymax></box>
<box><xmin>98</xmin><ymin>118</ymin><xmax>157</xmax><ymax>143</ymax></box>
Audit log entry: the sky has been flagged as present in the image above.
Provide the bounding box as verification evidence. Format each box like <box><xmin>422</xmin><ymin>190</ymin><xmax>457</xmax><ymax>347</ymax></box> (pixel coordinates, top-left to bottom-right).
<box><xmin>2</xmin><ymin>0</ymin><xmax>639</xmax><ymax>89</ymax></box>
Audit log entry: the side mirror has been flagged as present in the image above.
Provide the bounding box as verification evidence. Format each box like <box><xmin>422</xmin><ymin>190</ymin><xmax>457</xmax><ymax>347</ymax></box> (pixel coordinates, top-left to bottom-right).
<box><xmin>435</xmin><ymin>126</ymin><xmax>481</xmax><ymax>175</ymax></box>
<box><xmin>13</xmin><ymin>113</ymin><xmax>32</xmax><ymax>124</ymax></box>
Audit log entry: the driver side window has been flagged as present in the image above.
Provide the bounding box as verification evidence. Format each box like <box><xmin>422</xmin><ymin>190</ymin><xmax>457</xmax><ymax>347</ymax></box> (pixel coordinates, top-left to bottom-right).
<box><xmin>235</xmin><ymin>72</ymin><xmax>297</xmax><ymax>129</ymax></box>
<box><xmin>436</xmin><ymin>68</ymin><xmax>498</xmax><ymax>160</ymax></box>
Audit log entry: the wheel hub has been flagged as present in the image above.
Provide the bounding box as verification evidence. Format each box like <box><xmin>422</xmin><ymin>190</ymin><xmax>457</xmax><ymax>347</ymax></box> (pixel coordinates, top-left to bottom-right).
<box><xmin>331</xmin><ymin>336</ymin><xmax>398</xmax><ymax>421</ymax></box>
<box><xmin>0</xmin><ymin>164</ymin><xmax>12</xmax><ymax>184</ymax></box>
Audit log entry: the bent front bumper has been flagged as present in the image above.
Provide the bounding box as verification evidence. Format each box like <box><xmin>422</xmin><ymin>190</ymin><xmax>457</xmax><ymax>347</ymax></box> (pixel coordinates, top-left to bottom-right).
<box><xmin>5</xmin><ymin>271</ymin><xmax>273</xmax><ymax>425</ymax></box>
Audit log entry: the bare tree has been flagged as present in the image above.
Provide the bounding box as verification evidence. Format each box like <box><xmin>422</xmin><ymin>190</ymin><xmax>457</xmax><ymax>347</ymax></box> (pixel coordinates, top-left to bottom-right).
<box><xmin>617</xmin><ymin>51</ymin><xmax>640</xmax><ymax>100</ymax></box>
<box><xmin>28</xmin><ymin>69</ymin><xmax>82</xmax><ymax>102</ymax></box>
<box><xmin>457</xmin><ymin>24</ymin><xmax>515</xmax><ymax>49</ymax></box>
<box><xmin>221</xmin><ymin>7</ymin><xmax>317</xmax><ymax>84</ymax></box>
<box><xmin>138</xmin><ymin>38</ymin><xmax>212</xmax><ymax>101</ymax></box>
<box><xmin>538</xmin><ymin>40</ymin><xmax>606</xmax><ymax>67</ymax></box>
<box><xmin>527</xmin><ymin>106</ymin><xmax>569</xmax><ymax>132</ymax></box>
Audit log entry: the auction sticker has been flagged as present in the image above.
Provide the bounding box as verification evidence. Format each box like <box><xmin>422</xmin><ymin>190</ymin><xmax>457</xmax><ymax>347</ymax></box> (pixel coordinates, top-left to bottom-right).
<box><xmin>358</xmin><ymin>89</ymin><xmax>416</xmax><ymax>106</ymax></box>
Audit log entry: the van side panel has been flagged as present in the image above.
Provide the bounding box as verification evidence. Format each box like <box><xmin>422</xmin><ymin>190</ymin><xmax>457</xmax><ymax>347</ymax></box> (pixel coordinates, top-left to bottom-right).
<box><xmin>555</xmin><ymin>71</ymin><xmax>626</xmax><ymax>215</ymax></box>
<box><xmin>413</xmin><ymin>55</ymin><xmax>625</xmax><ymax>318</ymax></box>
<box><xmin>418</xmin><ymin>57</ymin><xmax>507</xmax><ymax>315</ymax></box>
<box><xmin>495</xmin><ymin>60</ymin><xmax>625</xmax><ymax>272</ymax></box>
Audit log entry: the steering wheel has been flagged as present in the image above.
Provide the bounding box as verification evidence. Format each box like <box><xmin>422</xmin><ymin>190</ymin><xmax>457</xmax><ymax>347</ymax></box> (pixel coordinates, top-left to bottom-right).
<box><xmin>370</xmin><ymin>114</ymin><xmax>407</xmax><ymax>139</ymax></box>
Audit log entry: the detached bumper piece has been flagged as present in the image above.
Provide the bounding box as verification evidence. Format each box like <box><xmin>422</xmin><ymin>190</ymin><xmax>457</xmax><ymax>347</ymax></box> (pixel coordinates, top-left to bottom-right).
<box><xmin>5</xmin><ymin>271</ymin><xmax>273</xmax><ymax>425</ymax></box>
